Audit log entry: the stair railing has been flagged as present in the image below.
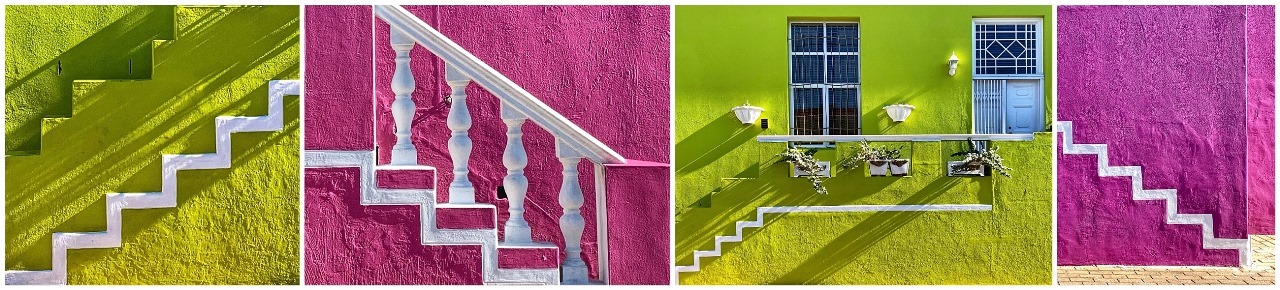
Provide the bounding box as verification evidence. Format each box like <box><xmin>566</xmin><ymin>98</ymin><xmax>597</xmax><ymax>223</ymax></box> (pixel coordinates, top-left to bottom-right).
<box><xmin>374</xmin><ymin>5</ymin><xmax>626</xmax><ymax>284</ymax></box>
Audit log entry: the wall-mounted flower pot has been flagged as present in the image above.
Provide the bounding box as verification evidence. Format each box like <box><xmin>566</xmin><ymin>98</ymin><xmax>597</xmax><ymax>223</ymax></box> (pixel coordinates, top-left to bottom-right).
<box><xmin>947</xmin><ymin>161</ymin><xmax>986</xmax><ymax>176</ymax></box>
<box><xmin>732</xmin><ymin>103</ymin><xmax>765</xmax><ymax>125</ymax></box>
<box><xmin>868</xmin><ymin>160</ymin><xmax>890</xmax><ymax>176</ymax></box>
<box><xmin>889</xmin><ymin>159</ymin><xmax>911</xmax><ymax>176</ymax></box>
<box><xmin>792</xmin><ymin>161</ymin><xmax>831</xmax><ymax>177</ymax></box>
<box><xmin>883</xmin><ymin>104</ymin><xmax>915</xmax><ymax>122</ymax></box>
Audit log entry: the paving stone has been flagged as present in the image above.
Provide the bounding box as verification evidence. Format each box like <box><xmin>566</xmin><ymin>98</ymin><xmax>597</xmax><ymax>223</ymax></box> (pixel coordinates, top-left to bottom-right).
<box><xmin>1056</xmin><ymin>235</ymin><xmax>1276</xmax><ymax>285</ymax></box>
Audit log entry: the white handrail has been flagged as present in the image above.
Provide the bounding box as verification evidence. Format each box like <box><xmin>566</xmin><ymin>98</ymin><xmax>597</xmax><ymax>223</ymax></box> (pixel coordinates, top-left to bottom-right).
<box><xmin>373</xmin><ymin>5</ymin><xmax>625</xmax><ymax>165</ymax></box>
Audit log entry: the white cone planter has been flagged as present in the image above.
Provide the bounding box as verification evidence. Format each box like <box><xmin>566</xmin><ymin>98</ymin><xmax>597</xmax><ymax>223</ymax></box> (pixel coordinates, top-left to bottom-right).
<box><xmin>884</xmin><ymin>104</ymin><xmax>915</xmax><ymax>122</ymax></box>
<box><xmin>732</xmin><ymin>103</ymin><xmax>765</xmax><ymax>125</ymax></box>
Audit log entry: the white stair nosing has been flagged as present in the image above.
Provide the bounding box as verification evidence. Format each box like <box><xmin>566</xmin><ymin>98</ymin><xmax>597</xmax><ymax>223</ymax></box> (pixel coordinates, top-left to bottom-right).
<box><xmin>5</xmin><ymin>80</ymin><xmax>300</xmax><ymax>285</ymax></box>
<box><xmin>676</xmin><ymin>204</ymin><xmax>994</xmax><ymax>273</ymax></box>
<box><xmin>1057</xmin><ymin>121</ymin><xmax>1249</xmax><ymax>266</ymax></box>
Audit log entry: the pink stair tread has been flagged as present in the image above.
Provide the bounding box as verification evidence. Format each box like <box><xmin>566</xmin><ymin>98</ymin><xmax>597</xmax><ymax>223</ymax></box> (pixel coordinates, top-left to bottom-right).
<box><xmin>375</xmin><ymin>165</ymin><xmax>436</xmax><ymax>189</ymax></box>
<box><xmin>436</xmin><ymin>204</ymin><xmax>496</xmax><ymax>229</ymax></box>
<box><xmin>498</xmin><ymin>243</ymin><xmax>561</xmax><ymax>269</ymax></box>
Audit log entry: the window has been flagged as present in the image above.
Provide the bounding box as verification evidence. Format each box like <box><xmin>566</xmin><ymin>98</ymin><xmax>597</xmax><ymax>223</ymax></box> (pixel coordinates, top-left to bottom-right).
<box><xmin>973</xmin><ymin>19</ymin><xmax>1041</xmax><ymax>76</ymax></box>
<box><xmin>790</xmin><ymin>22</ymin><xmax>860</xmax><ymax>136</ymax></box>
<box><xmin>972</xmin><ymin>19</ymin><xmax>1045</xmax><ymax>134</ymax></box>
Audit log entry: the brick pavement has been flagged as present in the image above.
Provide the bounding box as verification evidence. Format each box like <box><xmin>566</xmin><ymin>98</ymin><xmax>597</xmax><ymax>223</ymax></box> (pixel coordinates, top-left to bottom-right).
<box><xmin>1056</xmin><ymin>235</ymin><xmax>1275</xmax><ymax>285</ymax></box>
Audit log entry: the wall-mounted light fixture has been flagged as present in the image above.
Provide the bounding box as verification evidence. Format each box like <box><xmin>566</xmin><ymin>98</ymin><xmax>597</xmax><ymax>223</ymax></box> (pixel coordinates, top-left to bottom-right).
<box><xmin>731</xmin><ymin>103</ymin><xmax>765</xmax><ymax>125</ymax></box>
<box><xmin>948</xmin><ymin>53</ymin><xmax>960</xmax><ymax>76</ymax></box>
<box><xmin>884</xmin><ymin>104</ymin><xmax>915</xmax><ymax>122</ymax></box>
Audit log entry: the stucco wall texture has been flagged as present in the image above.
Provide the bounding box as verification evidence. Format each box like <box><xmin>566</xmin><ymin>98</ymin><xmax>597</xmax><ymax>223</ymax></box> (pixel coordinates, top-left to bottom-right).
<box><xmin>6</xmin><ymin>5</ymin><xmax>301</xmax><ymax>284</ymax></box>
<box><xmin>674</xmin><ymin>6</ymin><xmax>1054</xmax><ymax>284</ymax></box>
<box><xmin>303</xmin><ymin>5</ymin><xmax>671</xmax><ymax>284</ymax></box>
<box><xmin>1057</xmin><ymin>5</ymin><xmax>1271</xmax><ymax>266</ymax></box>
<box><xmin>1245</xmin><ymin>6</ymin><xmax>1275</xmax><ymax>235</ymax></box>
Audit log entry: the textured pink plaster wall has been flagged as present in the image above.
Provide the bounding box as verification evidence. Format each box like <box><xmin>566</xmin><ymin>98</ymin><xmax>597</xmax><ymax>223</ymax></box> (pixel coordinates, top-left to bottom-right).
<box><xmin>1058</xmin><ymin>6</ymin><xmax>1252</xmax><ymax>266</ymax></box>
<box><xmin>304</xmin><ymin>5</ymin><xmax>373</xmax><ymax>151</ymax></box>
<box><xmin>1245</xmin><ymin>5</ymin><xmax>1275</xmax><ymax>235</ymax></box>
<box><xmin>604</xmin><ymin>161</ymin><xmax>672</xmax><ymax>284</ymax></box>
<box><xmin>305</xmin><ymin>5</ymin><xmax>671</xmax><ymax>284</ymax></box>
<box><xmin>305</xmin><ymin>168</ymin><xmax>483</xmax><ymax>284</ymax></box>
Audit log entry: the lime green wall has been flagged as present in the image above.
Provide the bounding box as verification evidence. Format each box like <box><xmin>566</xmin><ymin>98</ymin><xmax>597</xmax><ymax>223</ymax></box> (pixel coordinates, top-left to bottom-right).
<box><xmin>675</xmin><ymin>5</ymin><xmax>1052</xmax><ymax>284</ymax></box>
<box><xmin>5</xmin><ymin>6</ymin><xmax>173</xmax><ymax>155</ymax></box>
<box><xmin>6</xmin><ymin>6</ymin><xmax>300</xmax><ymax>284</ymax></box>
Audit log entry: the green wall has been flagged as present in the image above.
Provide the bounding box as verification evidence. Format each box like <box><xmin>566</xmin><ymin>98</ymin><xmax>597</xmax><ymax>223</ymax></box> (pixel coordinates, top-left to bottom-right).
<box><xmin>5</xmin><ymin>6</ymin><xmax>300</xmax><ymax>284</ymax></box>
<box><xmin>675</xmin><ymin>5</ymin><xmax>1053</xmax><ymax>284</ymax></box>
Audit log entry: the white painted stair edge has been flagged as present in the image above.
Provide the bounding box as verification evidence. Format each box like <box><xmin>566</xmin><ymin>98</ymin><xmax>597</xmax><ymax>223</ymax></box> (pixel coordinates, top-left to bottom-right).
<box><xmin>1058</xmin><ymin>121</ymin><xmax>1249</xmax><ymax>266</ymax></box>
<box><xmin>4</xmin><ymin>80</ymin><xmax>301</xmax><ymax>285</ymax></box>
<box><xmin>303</xmin><ymin>150</ymin><xmax>559</xmax><ymax>285</ymax></box>
<box><xmin>674</xmin><ymin>204</ymin><xmax>993</xmax><ymax>273</ymax></box>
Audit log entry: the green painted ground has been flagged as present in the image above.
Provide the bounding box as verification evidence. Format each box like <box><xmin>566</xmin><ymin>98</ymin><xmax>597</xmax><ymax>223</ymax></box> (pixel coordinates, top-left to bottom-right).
<box><xmin>675</xmin><ymin>5</ymin><xmax>1053</xmax><ymax>284</ymax></box>
<box><xmin>5</xmin><ymin>6</ymin><xmax>300</xmax><ymax>284</ymax></box>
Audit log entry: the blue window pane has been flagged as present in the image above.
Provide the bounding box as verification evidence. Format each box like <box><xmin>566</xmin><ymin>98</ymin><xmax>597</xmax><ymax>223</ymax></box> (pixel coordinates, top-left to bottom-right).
<box><xmin>792</xmin><ymin>55</ymin><xmax>824</xmax><ymax>84</ymax></box>
<box><xmin>826</xmin><ymin>24</ymin><xmax>858</xmax><ymax>52</ymax></box>
<box><xmin>791</xmin><ymin>24</ymin><xmax>823</xmax><ymax>52</ymax></box>
<box><xmin>793</xmin><ymin>88</ymin><xmax>824</xmax><ymax>135</ymax></box>
<box><xmin>827</xmin><ymin>55</ymin><xmax>858</xmax><ymax>83</ymax></box>
<box><xmin>828</xmin><ymin>88</ymin><xmax>859</xmax><ymax>135</ymax></box>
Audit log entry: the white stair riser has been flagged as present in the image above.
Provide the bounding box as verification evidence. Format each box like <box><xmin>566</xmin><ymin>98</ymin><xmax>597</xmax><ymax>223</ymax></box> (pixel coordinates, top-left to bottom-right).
<box><xmin>5</xmin><ymin>80</ymin><xmax>299</xmax><ymax>285</ymax></box>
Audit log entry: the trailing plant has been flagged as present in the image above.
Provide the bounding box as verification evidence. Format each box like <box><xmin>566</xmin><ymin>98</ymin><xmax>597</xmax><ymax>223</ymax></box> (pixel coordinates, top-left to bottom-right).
<box><xmin>778</xmin><ymin>147</ymin><xmax>829</xmax><ymax>195</ymax></box>
<box><xmin>840</xmin><ymin>140</ymin><xmax>903</xmax><ymax>169</ymax></box>
<box><xmin>949</xmin><ymin>138</ymin><xmax>1012</xmax><ymax>177</ymax></box>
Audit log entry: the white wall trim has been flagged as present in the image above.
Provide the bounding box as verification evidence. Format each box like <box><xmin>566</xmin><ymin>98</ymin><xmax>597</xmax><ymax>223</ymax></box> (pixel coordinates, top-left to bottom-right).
<box><xmin>4</xmin><ymin>80</ymin><xmax>300</xmax><ymax>285</ymax></box>
<box><xmin>1058</xmin><ymin>121</ymin><xmax>1249</xmax><ymax>266</ymax></box>
<box><xmin>304</xmin><ymin>150</ymin><xmax>560</xmax><ymax>284</ymax></box>
<box><xmin>675</xmin><ymin>204</ymin><xmax>992</xmax><ymax>273</ymax></box>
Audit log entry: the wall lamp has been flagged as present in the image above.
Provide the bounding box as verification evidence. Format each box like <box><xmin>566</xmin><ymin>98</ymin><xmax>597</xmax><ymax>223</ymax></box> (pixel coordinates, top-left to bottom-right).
<box><xmin>948</xmin><ymin>53</ymin><xmax>960</xmax><ymax>76</ymax></box>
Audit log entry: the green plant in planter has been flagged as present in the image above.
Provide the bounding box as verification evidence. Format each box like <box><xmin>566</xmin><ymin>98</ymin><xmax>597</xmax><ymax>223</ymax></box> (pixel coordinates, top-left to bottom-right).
<box><xmin>949</xmin><ymin>138</ymin><xmax>1012</xmax><ymax>177</ymax></box>
<box><xmin>840</xmin><ymin>140</ymin><xmax>903</xmax><ymax>176</ymax></box>
<box><xmin>778</xmin><ymin>147</ymin><xmax>829</xmax><ymax>195</ymax></box>
<box><xmin>839</xmin><ymin>140</ymin><xmax>903</xmax><ymax>168</ymax></box>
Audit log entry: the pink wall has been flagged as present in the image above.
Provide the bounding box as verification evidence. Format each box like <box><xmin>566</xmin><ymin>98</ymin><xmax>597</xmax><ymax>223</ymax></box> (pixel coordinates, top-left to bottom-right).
<box><xmin>1057</xmin><ymin>6</ymin><xmax>1260</xmax><ymax>266</ymax></box>
<box><xmin>305</xmin><ymin>5</ymin><xmax>671</xmax><ymax>284</ymax></box>
<box><xmin>604</xmin><ymin>161</ymin><xmax>671</xmax><ymax>284</ymax></box>
<box><xmin>1245</xmin><ymin>5</ymin><xmax>1275</xmax><ymax>235</ymax></box>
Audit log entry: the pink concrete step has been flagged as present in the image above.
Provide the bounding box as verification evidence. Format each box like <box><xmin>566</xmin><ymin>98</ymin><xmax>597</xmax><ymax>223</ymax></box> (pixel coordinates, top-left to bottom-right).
<box><xmin>498</xmin><ymin>242</ymin><xmax>561</xmax><ymax>269</ymax></box>
<box><xmin>436</xmin><ymin>203</ymin><xmax>496</xmax><ymax>229</ymax></box>
<box><xmin>374</xmin><ymin>165</ymin><xmax>436</xmax><ymax>190</ymax></box>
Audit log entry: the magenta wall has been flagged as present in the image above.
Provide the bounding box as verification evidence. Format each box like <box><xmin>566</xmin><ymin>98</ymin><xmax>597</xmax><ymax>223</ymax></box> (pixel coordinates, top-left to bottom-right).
<box><xmin>1057</xmin><ymin>6</ymin><xmax>1260</xmax><ymax>266</ymax></box>
<box><xmin>304</xmin><ymin>5</ymin><xmax>671</xmax><ymax>284</ymax></box>
<box><xmin>1245</xmin><ymin>6</ymin><xmax>1275</xmax><ymax>235</ymax></box>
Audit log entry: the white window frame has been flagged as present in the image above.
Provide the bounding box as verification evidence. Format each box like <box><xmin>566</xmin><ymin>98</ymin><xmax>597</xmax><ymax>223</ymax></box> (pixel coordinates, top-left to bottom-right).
<box><xmin>970</xmin><ymin>18</ymin><xmax>1045</xmax><ymax>134</ymax></box>
<box><xmin>788</xmin><ymin>21</ymin><xmax>862</xmax><ymax>140</ymax></box>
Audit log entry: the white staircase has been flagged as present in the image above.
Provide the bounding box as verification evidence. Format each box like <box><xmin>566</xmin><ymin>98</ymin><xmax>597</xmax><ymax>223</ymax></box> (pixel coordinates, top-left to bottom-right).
<box><xmin>1058</xmin><ymin>121</ymin><xmax>1250</xmax><ymax>266</ymax></box>
<box><xmin>304</xmin><ymin>151</ymin><xmax>561</xmax><ymax>284</ymax></box>
<box><xmin>297</xmin><ymin>5</ymin><xmax>631</xmax><ymax>285</ymax></box>
<box><xmin>676</xmin><ymin>204</ymin><xmax>993</xmax><ymax>273</ymax></box>
<box><xmin>4</xmin><ymin>80</ymin><xmax>301</xmax><ymax>285</ymax></box>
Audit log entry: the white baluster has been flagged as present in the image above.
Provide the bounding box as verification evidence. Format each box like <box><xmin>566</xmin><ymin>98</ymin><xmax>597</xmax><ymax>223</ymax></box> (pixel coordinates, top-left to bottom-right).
<box><xmin>445</xmin><ymin>66</ymin><xmax>475</xmax><ymax>204</ymax></box>
<box><xmin>557</xmin><ymin>140</ymin><xmax>588</xmax><ymax>284</ymax></box>
<box><xmin>501</xmin><ymin>103</ymin><xmax>532</xmax><ymax>244</ymax></box>
<box><xmin>389</xmin><ymin>27</ymin><xmax>418</xmax><ymax>165</ymax></box>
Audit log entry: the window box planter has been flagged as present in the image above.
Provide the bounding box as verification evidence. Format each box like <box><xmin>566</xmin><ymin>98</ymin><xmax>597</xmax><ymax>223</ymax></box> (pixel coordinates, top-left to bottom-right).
<box><xmin>868</xmin><ymin>160</ymin><xmax>890</xmax><ymax>176</ymax></box>
<box><xmin>947</xmin><ymin>161</ymin><xmax>985</xmax><ymax>176</ymax></box>
<box><xmin>889</xmin><ymin>159</ymin><xmax>910</xmax><ymax>176</ymax></box>
<box><xmin>793</xmin><ymin>161</ymin><xmax>831</xmax><ymax>177</ymax></box>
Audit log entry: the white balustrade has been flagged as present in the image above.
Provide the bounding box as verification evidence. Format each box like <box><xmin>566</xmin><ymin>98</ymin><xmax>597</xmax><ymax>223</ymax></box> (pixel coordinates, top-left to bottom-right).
<box><xmin>501</xmin><ymin>102</ymin><xmax>532</xmax><ymax>244</ymax></box>
<box><xmin>556</xmin><ymin>140</ymin><xmax>588</xmax><ymax>284</ymax></box>
<box><xmin>388</xmin><ymin>27</ymin><xmax>418</xmax><ymax>165</ymax></box>
<box><xmin>445</xmin><ymin>66</ymin><xmax>475</xmax><ymax>204</ymax></box>
<box><xmin>372</xmin><ymin>6</ymin><xmax>635</xmax><ymax>283</ymax></box>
